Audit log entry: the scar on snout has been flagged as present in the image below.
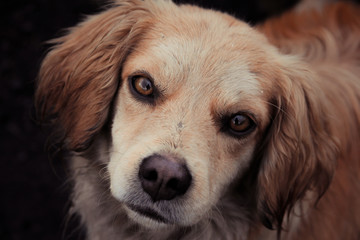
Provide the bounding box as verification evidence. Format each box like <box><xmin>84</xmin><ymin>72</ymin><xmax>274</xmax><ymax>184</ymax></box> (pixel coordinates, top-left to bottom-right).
<box><xmin>177</xmin><ymin>121</ymin><xmax>184</xmax><ymax>130</ymax></box>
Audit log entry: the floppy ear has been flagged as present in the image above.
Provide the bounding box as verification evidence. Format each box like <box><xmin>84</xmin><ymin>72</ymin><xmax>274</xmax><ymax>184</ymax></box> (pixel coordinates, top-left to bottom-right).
<box><xmin>35</xmin><ymin>0</ymin><xmax>151</xmax><ymax>151</ymax></box>
<box><xmin>256</xmin><ymin>62</ymin><xmax>339</xmax><ymax>231</ymax></box>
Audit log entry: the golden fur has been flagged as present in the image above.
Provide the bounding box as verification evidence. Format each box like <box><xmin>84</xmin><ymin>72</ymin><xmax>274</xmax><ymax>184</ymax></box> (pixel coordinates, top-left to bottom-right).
<box><xmin>35</xmin><ymin>1</ymin><xmax>360</xmax><ymax>239</ymax></box>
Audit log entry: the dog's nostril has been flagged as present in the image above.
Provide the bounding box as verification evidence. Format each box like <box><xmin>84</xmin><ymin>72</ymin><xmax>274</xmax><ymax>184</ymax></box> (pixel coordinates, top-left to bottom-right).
<box><xmin>139</xmin><ymin>154</ymin><xmax>192</xmax><ymax>202</ymax></box>
<box><xmin>143</xmin><ymin>170</ymin><xmax>158</xmax><ymax>181</ymax></box>
<box><xmin>166</xmin><ymin>178</ymin><xmax>179</xmax><ymax>190</ymax></box>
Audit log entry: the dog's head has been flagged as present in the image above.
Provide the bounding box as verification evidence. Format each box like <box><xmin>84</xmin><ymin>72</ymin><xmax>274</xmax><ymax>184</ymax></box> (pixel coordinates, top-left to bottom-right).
<box><xmin>36</xmin><ymin>0</ymin><xmax>338</xmax><ymax>232</ymax></box>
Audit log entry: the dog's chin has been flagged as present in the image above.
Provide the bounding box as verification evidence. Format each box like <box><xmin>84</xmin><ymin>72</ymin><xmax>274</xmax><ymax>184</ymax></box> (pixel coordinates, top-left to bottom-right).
<box><xmin>123</xmin><ymin>204</ymin><xmax>174</xmax><ymax>230</ymax></box>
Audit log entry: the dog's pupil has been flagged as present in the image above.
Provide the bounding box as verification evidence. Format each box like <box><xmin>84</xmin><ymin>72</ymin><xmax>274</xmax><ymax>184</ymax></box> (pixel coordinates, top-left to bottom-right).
<box><xmin>231</xmin><ymin>115</ymin><xmax>250</xmax><ymax>132</ymax></box>
<box><xmin>135</xmin><ymin>77</ymin><xmax>153</xmax><ymax>95</ymax></box>
<box><xmin>234</xmin><ymin>115</ymin><xmax>245</xmax><ymax>125</ymax></box>
<box><xmin>141</xmin><ymin>80</ymin><xmax>151</xmax><ymax>91</ymax></box>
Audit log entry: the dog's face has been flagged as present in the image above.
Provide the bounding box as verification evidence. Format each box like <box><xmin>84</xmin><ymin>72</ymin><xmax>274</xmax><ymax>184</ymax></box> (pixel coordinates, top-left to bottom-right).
<box><xmin>109</xmin><ymin>14</ymin><xmax>273</xmax><ymax>227</ymax></box>
<box><xmin>36</xmin><ymin>0</ymin><xmax>337</xmax><ymax>231</ymax></box>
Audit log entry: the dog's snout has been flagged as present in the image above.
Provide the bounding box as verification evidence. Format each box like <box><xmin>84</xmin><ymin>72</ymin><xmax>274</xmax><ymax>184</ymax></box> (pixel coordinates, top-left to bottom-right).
<box><xmin>139</xmin><ymin>154</ymin><xmax>192</xmax><ymax>202</ymax></box>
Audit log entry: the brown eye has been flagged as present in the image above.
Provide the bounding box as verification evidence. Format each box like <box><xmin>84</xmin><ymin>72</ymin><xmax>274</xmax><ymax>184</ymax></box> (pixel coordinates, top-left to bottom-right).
<box><xmin>132</xmin><ymin>76</ymin><xmax>153</xmax><ymax>96</ymax></box>
<box><xmin>229</xmin><ymin>114</ymin><xmax>254</xmax><ymax>133</ymax></box>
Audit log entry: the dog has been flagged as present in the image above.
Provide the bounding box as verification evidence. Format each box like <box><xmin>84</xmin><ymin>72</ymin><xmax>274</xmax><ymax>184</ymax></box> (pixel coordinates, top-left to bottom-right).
<box><xmin>35</xmin><ymin>1</ymin><xmax>360</xmax><ymax>239</ymax></box>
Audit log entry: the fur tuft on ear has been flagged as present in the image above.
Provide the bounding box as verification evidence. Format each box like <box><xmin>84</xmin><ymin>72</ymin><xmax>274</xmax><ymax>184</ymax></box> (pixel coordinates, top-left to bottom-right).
<box><xmin>35</xmin><ymin>0</ymin><xmax>152</xmax><ymax>152</ymax></box>
<box><xmin>257</xmin><ymin>61</ymin><xmax>339</xmax><ymax>232</ymax></box>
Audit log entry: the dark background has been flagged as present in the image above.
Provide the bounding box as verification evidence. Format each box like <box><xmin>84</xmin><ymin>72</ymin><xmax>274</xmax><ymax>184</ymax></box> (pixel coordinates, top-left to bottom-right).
<box><xmin>1</xmin><ymin>0</ymin><xmax>305</xmax><ymax>239</ymax></box>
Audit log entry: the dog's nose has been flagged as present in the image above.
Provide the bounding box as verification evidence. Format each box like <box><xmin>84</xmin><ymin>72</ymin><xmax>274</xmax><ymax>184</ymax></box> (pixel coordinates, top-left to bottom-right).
<box><xmin>139</xmin><ymin>154</ymin><xmax>192</xmax><ymax>202</ymax></box>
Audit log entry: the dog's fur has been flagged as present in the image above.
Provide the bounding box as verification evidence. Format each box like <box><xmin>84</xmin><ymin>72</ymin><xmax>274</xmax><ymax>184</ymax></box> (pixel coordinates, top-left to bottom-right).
<box><xmin>35</xmin><ymin>1</ymin><xmax>360</xmax><ymax>239</ymax></box>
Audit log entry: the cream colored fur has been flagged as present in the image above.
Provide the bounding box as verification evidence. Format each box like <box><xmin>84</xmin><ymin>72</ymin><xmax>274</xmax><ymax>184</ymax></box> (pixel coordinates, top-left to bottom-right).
<box><xmin>36</xmin><ymin>1</ymin><xmax>360</xmax><ymax>239</ymax></box>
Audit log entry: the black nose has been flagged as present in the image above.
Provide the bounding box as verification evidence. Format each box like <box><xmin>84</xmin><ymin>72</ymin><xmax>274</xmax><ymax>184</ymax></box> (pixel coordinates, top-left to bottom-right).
<box><xmin>139</xmin><ymin>154</ymin><xmax>192</xmax><ymax>202</ymax></box>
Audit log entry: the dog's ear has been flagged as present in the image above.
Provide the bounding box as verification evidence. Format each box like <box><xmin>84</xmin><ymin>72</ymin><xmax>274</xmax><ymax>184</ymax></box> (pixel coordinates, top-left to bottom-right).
<box><xmin>256</xmin><ymin>62</ymin><xmax>338</xmax><ymax>231</ymax></box>
<box><xmin>35</xmin><ymin>1</ymin><xmax>152</xmax><ymax>151</ymax></box>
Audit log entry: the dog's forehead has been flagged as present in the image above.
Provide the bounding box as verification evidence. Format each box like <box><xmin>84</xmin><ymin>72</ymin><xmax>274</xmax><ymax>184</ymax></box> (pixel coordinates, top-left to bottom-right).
<box><xmin>123</xmin><ymin>9</ymin><xmax>272</xmax><ymax>103</ymax></box>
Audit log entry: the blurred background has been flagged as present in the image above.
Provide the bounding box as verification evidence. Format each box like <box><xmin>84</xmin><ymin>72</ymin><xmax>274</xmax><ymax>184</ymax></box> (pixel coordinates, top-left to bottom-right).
<box><xmin>1</xmin><ymin>0</ymin><xmax>328</xmax><ymax>239</ymax></box>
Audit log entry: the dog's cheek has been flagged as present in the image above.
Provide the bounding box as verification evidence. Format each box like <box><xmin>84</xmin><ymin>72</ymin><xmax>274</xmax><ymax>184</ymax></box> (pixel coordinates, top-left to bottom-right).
<box><xmin>110</xmin><ymin>92</ymin><xmax>149</xmax><ymax>157</ymax></box>
<box><xmin>210</xmin><ymin>141</ymin><xmax>256</xmax><ymax>194</ymax></box>
<box><xmin>108</xmin><ymin>148</ymin><xmax>144</xmax><ymax>200</ymax></box>
<box><xmin>108</xmin><ymin>101</ymin><xmax>142</xmax><ymax>200</ymax></box>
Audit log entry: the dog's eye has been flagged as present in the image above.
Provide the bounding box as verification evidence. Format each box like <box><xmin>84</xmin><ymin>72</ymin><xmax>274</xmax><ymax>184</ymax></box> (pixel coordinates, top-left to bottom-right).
<box><xmin>228</xmin><ymin>114</ymin><xmax>256</xmax><ymax>136</ymax></box>
<box><xmin>132</xmin><ymin>76</ymin><xmax>154</xmax><ymax>96</ymax></box>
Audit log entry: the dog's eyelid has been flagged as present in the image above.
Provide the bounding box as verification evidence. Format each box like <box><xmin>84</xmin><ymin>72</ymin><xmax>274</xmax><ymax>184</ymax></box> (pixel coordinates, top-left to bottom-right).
<box><xmin>240</xmin><ymin>111</ymin><xmax>258</xmax><ymax>126</ymax></box>
<box><xmin>128</xmin><ymin>70</ymin><xmax>154</xmax><ymax>80</ymax></box>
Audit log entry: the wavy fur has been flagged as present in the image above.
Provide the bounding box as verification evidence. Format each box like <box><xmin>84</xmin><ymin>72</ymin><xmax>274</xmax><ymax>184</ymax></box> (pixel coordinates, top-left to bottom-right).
<box><xmin>36</xmin><ymin>1</ymin><xmax>360</xmax><ymax>239</ymax></box>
